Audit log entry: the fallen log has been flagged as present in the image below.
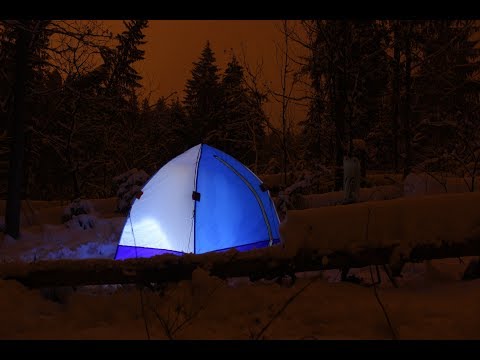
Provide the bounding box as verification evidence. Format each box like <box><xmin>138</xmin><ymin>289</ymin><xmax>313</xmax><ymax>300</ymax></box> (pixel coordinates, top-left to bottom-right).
<box><xmin>1</xmin><ymin>234</ymin><xmax>480</xmax><ymax>288</ymax></box>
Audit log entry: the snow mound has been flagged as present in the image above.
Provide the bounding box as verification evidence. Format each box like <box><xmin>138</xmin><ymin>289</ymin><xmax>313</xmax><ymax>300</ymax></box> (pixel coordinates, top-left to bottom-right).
<box><xmin>404</xmin><ymin>173</ymin><xmax>480</xmax><ymax>197</ymax></box>
<box><xmin>64</xmin><ymin>214</ymin><xmax>97</xmax><ymax>230</ymax></box>
<box><xmin>2</xmin><ymin>234</ymin><xmax>16</xmax><ymax>246</ymax></box>
<box><xmin>300</xmin><ymin>185</ymin><xmax>402</xmax><ymax>209</ymax></box>
<box><xmin>280</xmin><ymin>192</ymin><xmax>480</xmax><ymax>257</ymax></box>
<box><xmin>0</xmin><ymin>217</ymin><xmax>125</xmax><ymax>262</ymax></box>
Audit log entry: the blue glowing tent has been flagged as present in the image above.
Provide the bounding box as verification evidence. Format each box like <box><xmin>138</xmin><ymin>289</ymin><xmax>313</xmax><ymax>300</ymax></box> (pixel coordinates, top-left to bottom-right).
<box><xmin>115</xmin><ymin>144</ymin><xmax>280</xmax><ymax>260</ymax></box>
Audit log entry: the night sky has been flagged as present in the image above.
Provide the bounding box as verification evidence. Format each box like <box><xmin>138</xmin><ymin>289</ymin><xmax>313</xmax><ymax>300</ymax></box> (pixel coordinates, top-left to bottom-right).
<box><xmin>103</xmin><ymin>20</ymin><xmax>307</xmax><ymax>123</ymax></box>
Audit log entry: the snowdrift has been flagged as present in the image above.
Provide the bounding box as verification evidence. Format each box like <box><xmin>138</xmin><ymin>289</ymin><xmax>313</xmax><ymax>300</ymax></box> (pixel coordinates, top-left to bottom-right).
<box><xmin>298</xmin><ymin>185</ymin><xmax>402</xmax><ymax>209</ymax></box>
<box><xmin>280</xmin><ymin>192</ymin><xmax>480</xmax><ymax>257</ymax></box>
<box><xmin>404</xmin><ymin>173</ymin><xmax>480</xmax><ymax>196</ymax></box>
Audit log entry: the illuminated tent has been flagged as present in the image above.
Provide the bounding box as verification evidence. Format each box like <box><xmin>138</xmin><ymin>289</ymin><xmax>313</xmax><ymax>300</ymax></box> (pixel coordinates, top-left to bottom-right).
<box><xmin>115</xmin><ymin>144</ymin><xmax>280</xmax><ymax>260</ymax></box>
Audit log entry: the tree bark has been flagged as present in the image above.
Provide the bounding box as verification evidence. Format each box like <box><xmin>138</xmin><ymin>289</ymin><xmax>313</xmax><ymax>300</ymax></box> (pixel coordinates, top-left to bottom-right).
<box><xmin>403</xmin><ymin>23</ymin><xmax>413</xmax><ymax>178</ymax></box>
<box><xmin>281</xmin><ymin>20</ymin><xmax>289</xmax><ymax>186</ymax></box>
<box><xmin>333</xmin><ymin>22</ymin><xmax>349</xmax><ymax>191</ymax></box>
<box><xmin>392</xmin><ymin>21</ymin><xmax>401</xmax><ymax>173</ymax></box>
<box><xmin>66</xmin><ymin>103</ymin><xmax>80</xmax><ymax>199</ymax></box>
<box><xmin>5</xmin><ymin>22</ymin><xmax>32</xmax><ymax>239</ymax></box>
<box><xmin>334</xmin><ymin>62</ymin><xmax>347</xmax><ymax>190</ymax></box>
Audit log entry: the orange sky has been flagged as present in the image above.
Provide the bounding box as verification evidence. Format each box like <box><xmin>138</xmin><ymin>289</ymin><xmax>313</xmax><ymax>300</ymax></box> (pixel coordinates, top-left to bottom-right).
<box><xmin>103</xmin><ymin>20</ymin><xmax>307</xmax><ymax>125</ymax></box>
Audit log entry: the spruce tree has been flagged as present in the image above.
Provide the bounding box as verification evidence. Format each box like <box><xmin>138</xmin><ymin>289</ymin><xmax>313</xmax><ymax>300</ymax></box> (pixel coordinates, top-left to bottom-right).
<box><xmin>183</xmin><ymin>41</ymin><xmax>221</xmax><ymax>147</ymax></box>
<box><xmin>97</xmin><ymin>20</ymin><xmax>148</xmax><ymax>196</ymax></box>
<box><xmin>104</xmin><ymin>20</ymin><xmax>148</xmax><ymax>97</ymax></box>
<box><xmin>168</xmin><ymin>97</ymin><xmax>187</xmax><ymax>152</ymax></box>
<box><xmin>220</xmin><ymin>54</ymin><xmax>266</xmax><ymax>166</ymax></box>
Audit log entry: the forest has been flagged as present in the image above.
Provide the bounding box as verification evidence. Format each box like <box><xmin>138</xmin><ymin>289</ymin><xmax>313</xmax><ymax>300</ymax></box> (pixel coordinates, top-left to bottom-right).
<box><xmin>2</xmin><ymin>20</ymin><xmax>478</xmax><ymax>201</ymax></box>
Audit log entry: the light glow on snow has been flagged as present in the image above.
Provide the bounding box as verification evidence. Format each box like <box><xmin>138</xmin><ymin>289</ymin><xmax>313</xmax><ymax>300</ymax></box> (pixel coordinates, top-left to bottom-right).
<box><xmin>118</xmin><ymin>217</ymin><xmax>172</xmax><ymax>251</ymax></box>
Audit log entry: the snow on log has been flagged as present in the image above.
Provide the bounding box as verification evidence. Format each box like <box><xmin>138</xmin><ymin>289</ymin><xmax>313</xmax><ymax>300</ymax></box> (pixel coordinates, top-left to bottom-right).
<box><xmin>0</xmin><ymin>236</ymin><xmax>480</xmax><ymax>288</ymax></box>
<box><xmin>280</xmin><ymin>192</ymin><xmax>480</xmax><ymax>259</ymax></box>
<box><xmin>298</xmin><ymin>185</ymin><xmax>402</xmax><ymax>209</ymax></box>
<box><xmin>404</xmin><ymin>173</ymin><xmax>480</xmax><ymax>196</ymax></box>
<box><xmin>0</xmin><ymin>241</ymin><xmax>478</xmax><ymax>288</ymax></box>
<box><xmin>1</xmin><ymin>193</ymin><xmax>480</xmax><ymax>288</ymax></box>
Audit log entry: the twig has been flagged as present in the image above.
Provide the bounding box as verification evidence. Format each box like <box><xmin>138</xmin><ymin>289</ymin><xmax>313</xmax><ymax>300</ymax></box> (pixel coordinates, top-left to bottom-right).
<box><xmin>364</xmin><ymin>207</ymin><xmax>397</xmax><ymax>338</ymax></box>
<box><xmin>151</xmin><ymin>251</ymin><xmax>240</xmax><ymax>339</ymax></box>
<box><xmin>369</xmin><ymin>266</ymin><xmax>397</xmax><ymax>340</ymax></box>
<box><xmin>169</xmin><ymin>281</ymin><xmax>221</xmax><ymax>336</ymax></box>
<box><xmin>138</xmin><ymin>288</ymin><xmax>151</xmax><ymax>340</ymax></box>
<box><xmin>151</xmin><ymin>306</ymin><xmax>174</xmax><ymax>340</ymax></box>
<box><xmin>384</xmin><ymin>175</ymin><xmax>404</xmax><ymax>188</ymax></box>
<box><xmin>254</xmin><ymin>276</ymin><xmax>319</xmax><ymax>340</ymax></box>
<box><xmin>382</xmin><ymin>265</ymin><xmax>399</xmax><ymax>288</ymax></box>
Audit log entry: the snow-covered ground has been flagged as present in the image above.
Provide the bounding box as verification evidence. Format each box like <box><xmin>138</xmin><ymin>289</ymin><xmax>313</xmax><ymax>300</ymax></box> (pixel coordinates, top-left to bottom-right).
<box><xmin>0</xmin><ymin>184</ymin><xmax>479</xmax><ymax>339</ymax></box>
<box><xmin>0</xmin><ymin>263</ymin><xmax>478</xmax><ymax>339</ymax></box>
<box><xmin>0</xmin><ymin>198</ymin><xmax>122</xmax><ymax>262</ymax></box>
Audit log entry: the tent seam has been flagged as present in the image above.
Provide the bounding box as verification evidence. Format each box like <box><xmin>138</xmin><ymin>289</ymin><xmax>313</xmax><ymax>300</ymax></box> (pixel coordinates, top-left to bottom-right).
<box><xmin>192</xmin><ymin>143</ymin><xmax>203</xmax><ymax>254</ymax></box>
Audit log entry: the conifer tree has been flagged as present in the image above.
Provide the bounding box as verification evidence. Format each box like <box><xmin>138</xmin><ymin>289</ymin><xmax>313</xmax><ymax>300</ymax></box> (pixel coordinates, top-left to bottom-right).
<box><xmin>219</xmin><ymin>54</ymin><xmax>266</xmax><ymax>166</ymax></box>
<box><xmin>183</xmin><ymin>41</ymin><xmax>221</xmax><ymax>147</ymax></box>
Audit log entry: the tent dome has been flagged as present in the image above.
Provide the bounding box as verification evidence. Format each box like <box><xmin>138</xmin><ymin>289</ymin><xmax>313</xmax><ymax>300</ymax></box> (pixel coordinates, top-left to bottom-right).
<box><xmin>115</xmin><ymin>144</ymin><xmax>280</xmax><ymax>260</ymax></box>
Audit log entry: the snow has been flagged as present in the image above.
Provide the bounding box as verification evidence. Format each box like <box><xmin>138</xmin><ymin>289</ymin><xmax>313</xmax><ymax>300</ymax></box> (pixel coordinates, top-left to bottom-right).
<box><xmin>0</xmin><ymin>191</ymin><xmax>479</xmax><ymax>339</ymax></box>
<box><xmin>0</xmin><ymin>267</ymin><xmax>479</xmax><ymax>339</ymax></box>
<box><xmin>114</xmin><ymin>168</ymin><xmax>149</xmax><ymax>213</ymax></box>
<box><xmin>62</xmin><ymin>199</ymin><xmax>94</xmax><ymax>217</ymax></box>
<box><xmin>280</xmin><ymin>192</ymin><xmax>480</xmax><ymax>257</ymax></box>
<box><xmin>299</xmin><ymin>185</ymin><xmax>402</xmax><ymax>209</ymax></box>
<box><xmin>259</xmin><ymin>173</ymin><xmax>294</xmax><ymax>189</ymax></box>
<box><xmin>404</xmin><ymin>172</ymin><xmax>480</xmax><ymax>196</ymax></box>
<box><xmin>0</xmin><ymin>198</ymin><xmax>122</xmax><ymax>262</ymax></box>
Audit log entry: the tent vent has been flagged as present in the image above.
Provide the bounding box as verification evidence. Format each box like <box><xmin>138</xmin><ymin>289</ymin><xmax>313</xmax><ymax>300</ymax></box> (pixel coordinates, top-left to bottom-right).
<box><xmin>259</xmin><ymin>183</ymin><xmax>269</xmax><ymax>192</ymax></box>
<box><xmin>192</xmin><ymin>191</ymin><xmax>201</xmax><ymax>201</ymax></box>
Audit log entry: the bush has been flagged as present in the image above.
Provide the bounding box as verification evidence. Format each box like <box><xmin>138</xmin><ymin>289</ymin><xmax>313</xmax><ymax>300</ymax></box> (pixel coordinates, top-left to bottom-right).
<box><xmin>62</xmin><ymin>198</ymin><xmax>96</xmax><ymax>230</ymax></box>
<box><xmin>113</xmin><ymin>168</ymin><xmax>149</xmax><ymax>214</ymax></box>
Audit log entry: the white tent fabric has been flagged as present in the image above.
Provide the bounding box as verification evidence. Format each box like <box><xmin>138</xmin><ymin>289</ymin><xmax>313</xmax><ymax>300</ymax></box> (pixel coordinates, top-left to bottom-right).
<box><xmin>117</xmin><ymin>144</ymin><xmax>201</xmax><ymax>253</ymax></box>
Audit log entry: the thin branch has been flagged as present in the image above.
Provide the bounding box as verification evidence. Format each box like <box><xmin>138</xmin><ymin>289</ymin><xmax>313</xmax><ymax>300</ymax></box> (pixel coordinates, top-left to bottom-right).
<box><xmin>254</xmin><ymin>276</ymin><xmax>319</xmax><ymax>340</ymax></box>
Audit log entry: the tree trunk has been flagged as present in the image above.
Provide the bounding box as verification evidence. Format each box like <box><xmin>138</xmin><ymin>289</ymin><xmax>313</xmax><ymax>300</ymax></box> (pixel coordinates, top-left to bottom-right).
<box><xmin>23</xmin><ymin>130</ymin><xmax>32</xmax><ymax>199</ymax></box>
<box><xmin>392</xmin><ymin>21</ymin><xmax>401</xmax><ymax>173</ymax></box>
<box><xmin>66</xmin><ymin>106</ymin><xmax>80</xmax><ymax>199</ymax></box>
<box><xmin>403</xmin><ymin>23</ymin><xmax>413</xmax><ymax>178</ymax></box>
<box><xmin>281</xmin><ymin>20</ymin><xmax>289</xmax><ymax>186</ymax></box>
<box><xmin>333</xmin><ymin>22</ymin><xmax>349</xmax><ymax>191</ymax></box>
<box><xmin>343</xmin><ymin>22</ymin><xmax>353</xmax><ymax>159</ymax></box>
<box><xmin>334</xmin><ymin>65</ymin><xmax>347</xmax><ymax>190</ymax></box>
<box><xmin>5</xmin><ymin>22</ymin><xmax>31</xmax><ymax>239</ymax></box>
